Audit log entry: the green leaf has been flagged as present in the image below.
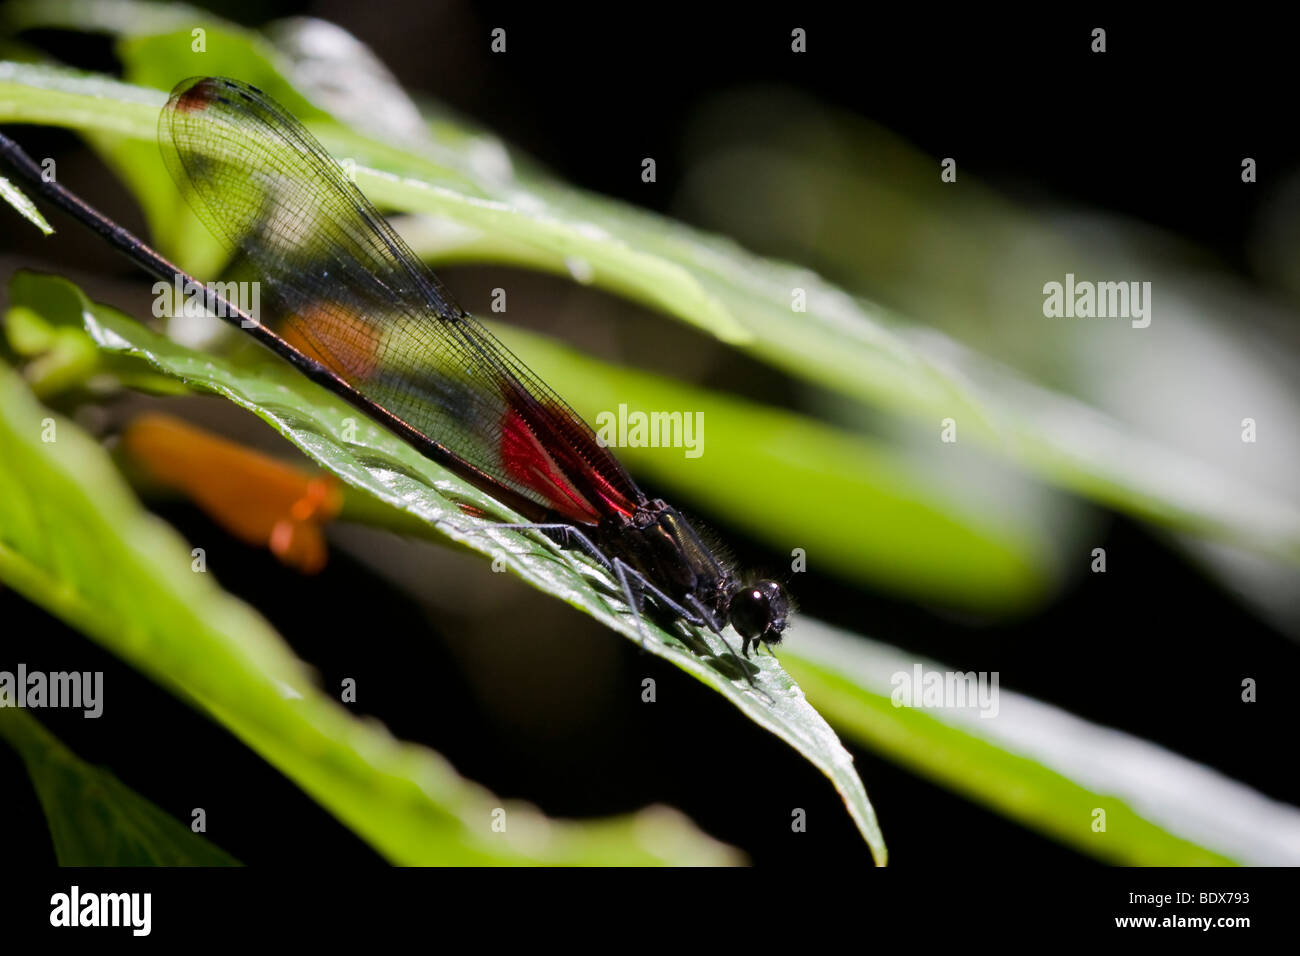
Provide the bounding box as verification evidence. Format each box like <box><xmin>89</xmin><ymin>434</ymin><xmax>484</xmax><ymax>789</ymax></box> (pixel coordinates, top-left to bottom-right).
<box><xmin>0</xmin><ymin>707</ymin><xmax>241</xmax><ymax>865</ymax></box>
<box><xmin>2</xmin><ymin>271</ymin><xmax>883</xmax><ymax>863</ymax></box>
<box><xmin>0</xmin><ymin>172</ymin><xmax>52</xmax><ymax>234</ymax></box>
<box><xmin>0</xmin><ymin>354</ymin><xmax>741</xmax><ymax>865</ymax></box>
<box><xmin>782</xmin><ymin>619</ymin><xmax>1300</xmax><ymax>866</ymax></box>
<box><xmin>2</xmin><ymin>274</ymin><xmax>188</xmax><ymax>397</ymax></box>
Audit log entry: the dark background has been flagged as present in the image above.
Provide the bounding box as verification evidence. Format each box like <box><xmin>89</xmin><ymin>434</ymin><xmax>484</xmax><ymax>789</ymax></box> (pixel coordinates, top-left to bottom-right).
<box><xmin>2</xmin><ymin>4</ymin><xmax>1295</xmax><ymax>868</ymax></box>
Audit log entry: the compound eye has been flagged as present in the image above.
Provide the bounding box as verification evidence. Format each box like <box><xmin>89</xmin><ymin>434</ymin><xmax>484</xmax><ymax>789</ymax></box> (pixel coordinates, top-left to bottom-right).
<box><xmin>729</xmin><ymin>580</ymin><xmax>789</xmax><ymax>645</ymax></box>
<box><xmin>729</xmin><ymin>586</ymin><xmax>773</xmax><ymax>641</ymax></box>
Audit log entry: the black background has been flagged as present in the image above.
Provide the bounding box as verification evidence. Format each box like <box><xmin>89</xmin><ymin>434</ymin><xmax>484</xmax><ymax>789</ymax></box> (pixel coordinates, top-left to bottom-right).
<box><xmin>1</xmin><ymin>3</ymin><xmax>1295</xmax><ymax>871</ymax></box>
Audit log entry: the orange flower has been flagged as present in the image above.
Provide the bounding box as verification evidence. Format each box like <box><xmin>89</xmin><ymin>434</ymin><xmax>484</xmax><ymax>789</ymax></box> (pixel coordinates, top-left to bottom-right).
<box><xmin>123</xmin><ymin>413</ymin><xmax>343</xmax><ymax>573</ymax></box>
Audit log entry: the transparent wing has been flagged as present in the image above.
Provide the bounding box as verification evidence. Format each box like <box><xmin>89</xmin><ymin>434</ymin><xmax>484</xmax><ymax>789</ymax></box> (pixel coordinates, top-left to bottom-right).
<box><xmin>160</xmin><ymin>76</ymin><xmax>641</xmax><ymax>524</ymax></box>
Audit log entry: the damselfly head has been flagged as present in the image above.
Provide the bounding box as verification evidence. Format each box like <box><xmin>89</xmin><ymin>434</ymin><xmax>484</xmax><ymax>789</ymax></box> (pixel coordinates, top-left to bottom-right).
<box><xmin>728</xmin><ymin>579</ymin><xmax>789</xmax><ymax>651</ymax></box>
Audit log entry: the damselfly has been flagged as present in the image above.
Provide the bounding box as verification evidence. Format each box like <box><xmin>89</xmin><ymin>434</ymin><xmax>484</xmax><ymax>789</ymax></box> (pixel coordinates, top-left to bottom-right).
<box><xmin>0</xmin><ymin>76</ymin><xmax>790</xmax><ymax>659</ymax></box>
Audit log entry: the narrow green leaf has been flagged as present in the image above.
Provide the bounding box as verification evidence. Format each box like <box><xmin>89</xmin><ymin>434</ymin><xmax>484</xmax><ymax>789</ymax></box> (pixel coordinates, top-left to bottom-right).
<box><xmin>1</xmin><ymin>172</ymin><xmax>52</xmax><ymax>233</ymax></box>
<box><xmin>0</xmin><ymin>708</ymin><xmax>241</xmax><ymax>865</ymax></box>
<box><xmin>782</xmin><ymin>619</ymin><xmax>1300</xmax><ymax>866</ymax></box>
<box><xmin>0</xmin><ymin>356</ymin><xmax>741</xmax><ymax>865</ymax></box>
<box><xmin>3</xmin><ymin>271</ymin><xmax>884</xmax><ymax>863</ymax></box>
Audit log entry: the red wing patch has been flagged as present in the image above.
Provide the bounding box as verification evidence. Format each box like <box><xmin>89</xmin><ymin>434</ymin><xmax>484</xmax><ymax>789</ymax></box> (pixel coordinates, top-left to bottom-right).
<box><xmin>500</xmin><ymin>408</ymin><xmax>602</xmax><ymax>523</ymax></box>
<box><xmin>498</xmin><ymin>384</ymin><xmax>641</xmax><ymax>525</ymax></box>
<box><xmin>173</xmin><ymin>79</ymin><xmax>219</xmax><ymax>113</ymax></box>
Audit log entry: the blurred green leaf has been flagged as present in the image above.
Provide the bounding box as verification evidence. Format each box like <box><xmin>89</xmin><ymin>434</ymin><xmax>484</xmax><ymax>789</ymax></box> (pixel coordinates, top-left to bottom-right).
<box><xmin>0</xmin><ymin>707</ymin><xmax>241</xmax><ymax>865</ymax></box>
<box><xmin>0</xmin><ymin>353</ymin><xmax>742</xmax><ymax>865</ymax></box>
<box><xmin>2</xmin><ymin>271</ymin><xmax>188</xmax><ymax>396</ymax></box>
<box><xmin>677</xmin><ymin>89</ymin><xmax>1300</xmax><ymax>590</ymax></box>
<box><xmin>782</xmin><ymin>619</ymin><xmax>1300</xmax><ymax>866</ymax></box>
